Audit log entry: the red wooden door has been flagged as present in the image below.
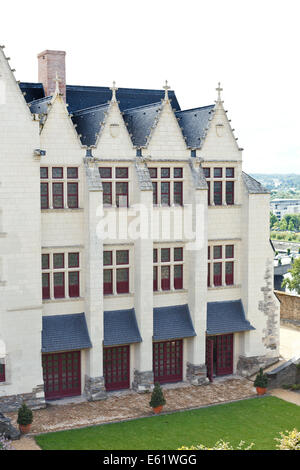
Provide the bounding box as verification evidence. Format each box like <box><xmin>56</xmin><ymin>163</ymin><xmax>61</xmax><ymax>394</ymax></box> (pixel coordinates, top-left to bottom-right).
<box><xmin>206</xmin><ymin>338</ymin><xmax>214</xmax><ymax>382</ymax></box>
<box><xmin>42</xmin><ymin>351</ymin><xmax>81</xmax><ymax>400</ymax></box>
<box><xmin>103</xmin><ymin>345</ymin><xmax>130</xmax><ymax>391</ymax></box>
<box><xmin>153</xmin><ymin>340</ymin><xmax>183</xmax><ymax>384</ymax></box>
<box><xmin>216</xmin><ymin>334</ymin><xmax>233</xmax><ymax>376</ymax></box>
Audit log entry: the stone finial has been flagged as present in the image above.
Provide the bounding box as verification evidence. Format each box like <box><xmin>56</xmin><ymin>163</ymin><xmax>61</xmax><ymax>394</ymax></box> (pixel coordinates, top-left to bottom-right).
<box><xmin>163</xmin><ymin>80</ymin><xmax>170</xmax><ymax>100</ymax></box>
<box><xmin>54</xmin><ymin>71</ymin><xmax>61</xmax><ymax>95</ymax></box>
<box><xmin>216</xmin><ymin>82</ymin><xmax>223</xmax><ymax>102</ymax></box>
<box><xmin>110</xmin><ymin>81</ymin><xmax>118</xmax><ymax>102</ymax></box>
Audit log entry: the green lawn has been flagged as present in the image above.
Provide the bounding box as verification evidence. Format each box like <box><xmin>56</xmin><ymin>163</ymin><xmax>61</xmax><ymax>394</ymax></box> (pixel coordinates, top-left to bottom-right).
<box><xmin>35</xmin><ymin>397</ymin><xmax>300</xmax><ymax>450</ymax></box>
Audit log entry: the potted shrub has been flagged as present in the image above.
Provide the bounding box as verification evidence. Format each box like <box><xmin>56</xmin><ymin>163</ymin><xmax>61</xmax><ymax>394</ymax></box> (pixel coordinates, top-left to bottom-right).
<box><xmin>149</xmin><ymin>383</ymin><xmax>166</xmax><ymax>414</ymax></box>
<box><xmin>254</xmin><ymin>368</ymin><xmax>268</xmax><ymax>395</ymax></box>
<box><xmin>17</xmin><ymin>402</ymin><xmax>33</xmax><ymax>434</ymax></box>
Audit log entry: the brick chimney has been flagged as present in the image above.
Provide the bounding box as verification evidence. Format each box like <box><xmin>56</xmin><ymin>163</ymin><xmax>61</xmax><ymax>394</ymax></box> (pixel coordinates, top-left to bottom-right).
<box><xmin>37</xmin><ymin>50</ymin><xmax>66</xmax><ymax>102</ymax></box>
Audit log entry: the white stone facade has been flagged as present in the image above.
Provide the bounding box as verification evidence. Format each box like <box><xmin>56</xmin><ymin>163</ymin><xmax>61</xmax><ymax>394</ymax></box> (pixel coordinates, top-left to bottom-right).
<box><xmin>0</xmin><ymin>48</ymin><xmax>280</xmax><ymax>409</ymax></box>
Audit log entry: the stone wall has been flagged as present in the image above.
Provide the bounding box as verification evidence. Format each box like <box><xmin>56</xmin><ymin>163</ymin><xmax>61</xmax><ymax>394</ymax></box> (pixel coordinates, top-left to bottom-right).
<box><xmin>266</xmin><ymin>358</ymin><xmax>300</xmax><ymax>388</ymax></box>
<box><xmin>274</xmin><ymin>290</ymin><xmax>300</xmax><ymax>324</ymax></box>
<box><xmin>0</xmin><ymin>384</ymin><xmax>45</xmax><ymax>413</ymax></box>
<box><xmin>0</xmin><ymin>412</ymin><xmax>20</xmax><ymax>440</ymax></box>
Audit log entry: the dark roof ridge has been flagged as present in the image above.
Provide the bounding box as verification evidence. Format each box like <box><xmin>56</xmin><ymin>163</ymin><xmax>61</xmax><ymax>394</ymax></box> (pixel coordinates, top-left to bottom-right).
<box><xmin>123</xmin><ymin>101</ymin><xmax>162</xmax><ymax>113</ymax></box>
<box><xmin>72</xmin><ymin>102</ymin><xmax>110</xmax><ymax>116</ymax></box>
<box><xmin>176</xmin><ymin>104</ymin><xmax>214</xmax><ymax>114</ymax></box>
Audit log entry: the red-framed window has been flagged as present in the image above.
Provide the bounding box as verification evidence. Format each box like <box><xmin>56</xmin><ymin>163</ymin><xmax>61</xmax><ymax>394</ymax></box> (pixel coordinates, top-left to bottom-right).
<box><xmin>161</xmin><ymin>248</ymin><xmax>171</xmax><ymax>263</ymax></box>
<box><xmin>225</xmin><ymin>262</ymin><xmax>234</xmax><ymax>285</ymax></box>
<box><xmin>116</xmin><ymin>268</ymin><xmax>129</xmax><ymax>294</ymax></box>
<box><xmin>67</xmin><ymin>167</ymin><xmax>78</xmax><ymax>179</ymax></box>
<box><xmin>41</xmin><ymin>183</ymin><xmax>49</xmax><ymax>209</ymax></box>
<box><xmin>103</xmin><ymin>182</ymin><xmax>112</xmax><ymax>206</ymax></box>
<box><xmin>213</xmin><ymin>262</ymin><xmax>222</xmax><ymax>286</ymax></box>
<box><xmin>152</xmin><ymin>182</ymin><xmax>158</xmax><ymax>205</ymax></box>
<box><xmin>116</xmin><ymin>182</ymin><xmax>128</xmax><ymax>208</ymax></box>
<box><xmin>207</xmin><ymin>263</ymin><xmax>210</xmax><ymax>287</ymax></box>
<box><xmin>40</xmin><ymin>167</ymin><xmax>48</xmax><ymax>179</ymax></box>
<box><xmin>42</xmin><ymin>273</ymin><xmax>50</xmax><ymax>300</ymax></box>
<box><xmin>161</xmin><ymin>265</ymin><xmax>170</xmax><ymax>290</ymax></box>
<box><xmin>153</xmin><ymin>266</ymin><xmax>158</xmax><ymax>291</ymax></box>
<box><xmin>174</xmin><ymin>167</ymin><xmax>183</xmax><ymax>179</ymax></box>
<box><xmin>214</xmin><ymin>181</ymin><xmax>222</xmax><ymax>205</ymax></box>
<box><xmin>53</xmin><ymin>253</ymin><xmax>64</xmax><ymax>269</ymax></box>
<box><xmin>174</xmin><ymin>181</ymin><xmax>183</xmax><ymax>206</ymax></box>
<box><xmin>174</xmin><ymin>264</ymin><xmax>183</xmax><ymax>290</ymax></box>
<box><xmin>68</xmin><ymin>252</ymin><xmax>80</xmax><ymax>268</ymax></box>
<box><xmin>99</xmin><ymin>167</ymin><xmax>112</xmax><ymax>179</ymax></box>
<box><xmin>103</xmin><ymin>269</ymin><xmax>113</xmax><ymax>295</ymax></box>
<box><xmin>207</xmin><ymin>181</ymin><xmax>211</xmax><ymax>205</ymax></box>
<box><xmin>174</xmin><ymin>247</ymin><xmax>183</xmax><ymax>261</ymax></box>
<box><xmin>203</xmin><ymin>167</ymin><xmax>210</xmax><ymax>178</ymax></box>
<box><xmin>161</xmin><ymin>182</ymin><xmax>170</xmax><ymax>206</ymax></box>
<box><xmin>213</xmin><ymin>246</ymin><xmax>222</xmax><ymax>259</ymax></box>
<box><xmin>52</xmin><ymin>167</ymin><xmax>63</xmax><ymax>179</ymax></box>
<box><xmin>226</xmin><ymin>181</ymin><xmax>234</xmax><ymax>205</ymax></box>
<box><xmin>69</xmin><ymin>271</ymin><xmax>80</xmax><ymax>297</ymax></box>
<box><xmin>214</xmin><ymin>167</ymin><xmax>222</xmax><ymax>178</ymax></box>
<box><xmin>103</xmin><ymin>251</ymin><xmax>113</xmax><ymax>266</ymax></box>
<box><xmin>52</xmin><ymin>182</ymin><xmax>64</xmax><ymax>209</ymax></box>
<box><xmin>42</xmin><ymin>254</ymin><xmax>50</xmax><ymax>270</ymax></box>
<box><xmin>226</xmin><ymin>167</ymin><xmax>234</xmax><ymax>178</ymax></box>
<box><xmin>225</xmin><ymin>245</ymin><xmax>234</xmax><ymax>259</ymax></box>
<box><xmin>0</xmin><ymin>364</ymin><xmax>5</xmax><ymax>382</ymax></box>
<box><xmin>153</xmin><ymin>248</ymin><xmax>158</xmax><ymax>263</ymax></box>
<box><xmin>116</xmin><ymin>167</ymin><xmax>129</xmax><ymax>179</ymax></box>
<box><xmin>53</xmin><ymin>272</ymin><xmax>65</xmax><ymax>298</ymax></box>
<box><xmin>116</xmin><ymin>250</ymin><xmax>129</xmax><ymax>265</ymax></box>
<box><xmin>161</xmin><ymin>168</ymin><xmax>170</xmax><ymax>178</ymax></box>
<box><xmin>67</xmin><ymin>182</ymin><xmax>78</xmax><ymax>209</ymax></box>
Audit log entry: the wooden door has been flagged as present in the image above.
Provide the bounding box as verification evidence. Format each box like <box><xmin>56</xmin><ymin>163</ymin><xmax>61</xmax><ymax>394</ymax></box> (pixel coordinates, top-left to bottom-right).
<box><xmin>153</xmin><ymin>340</ymin><xmax>183</xmax><ymax>384</ymax></box>
<box><xmin>103</xmin><ymin>345</ymin><xmax>130</xmax><ymax>391</ymax></box>
<box><xmin>42</xmin><ymin>351</ymin><xmax>81</xmax><ymax>400</ymax></box>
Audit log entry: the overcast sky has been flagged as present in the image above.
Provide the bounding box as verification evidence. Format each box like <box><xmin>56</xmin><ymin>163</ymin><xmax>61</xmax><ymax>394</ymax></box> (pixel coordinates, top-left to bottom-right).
<box><xmin>1</xmin><ymin>0</ymin><xmax>299</xmax><ymax>174</ymax></box>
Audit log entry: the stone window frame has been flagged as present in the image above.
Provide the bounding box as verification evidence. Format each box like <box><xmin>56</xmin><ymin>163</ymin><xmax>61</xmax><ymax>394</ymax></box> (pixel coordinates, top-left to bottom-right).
<box><xmin>42</xmin><ymin>250</ymin><xmax>81</xmax><ymax>301</ymax></box>
<box><xmin>208</xmin><ymin>243</ymin><xmax>235</xmax><ymax>288</ymax></box>
<box><xmin>98</xmin><ymin>166</ymin><xmax>130</xmax><ymax>208</ymax></box>
<box><xmin>203</xmin><ymin>165</ymin><xmax>236</xmax><ymax>206</ymax></box>
<box><xmin>40</xmin><ymin>166</ymin><xmax>79</xmax><ymax>210</ymax></box>
<box><xmin>153</xmin><ymin>245</ymin><xmax>184</xmax><ymax>292</ymax></box>
<box><xmin>103</xmin><ymin>246</ymin><xmax>132</xmax><ymax>296</ymax></box>
<box><xmin>148</xmin><ymin>165</ymin><xmax>184</xmax><ymax>207</ymax></box>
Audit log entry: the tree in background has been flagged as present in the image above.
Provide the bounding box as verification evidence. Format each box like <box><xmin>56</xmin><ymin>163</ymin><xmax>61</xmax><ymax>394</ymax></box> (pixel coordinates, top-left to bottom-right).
<box><xmin>281</xmin><ymin>258</ymin><xmax>300</xmax><ymax>294</ymax></box>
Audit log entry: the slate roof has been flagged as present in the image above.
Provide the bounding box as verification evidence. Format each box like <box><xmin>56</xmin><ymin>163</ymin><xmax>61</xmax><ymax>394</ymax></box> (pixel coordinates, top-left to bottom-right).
<box><xmin>21</xmin><ymin>81</ymin><xmax>215</xmax><ymax>149</ymax></box>
<box><xmin>242</xmin><ymin>172</ymin><xmax>270</xmax><ymax>194</ymax></box>
<box><xmin>42</xmin><ymin>313</ymin><xmax>92</xmax><ymax>353</ymax></box>
<box><xmin>71</xmin><ymin>103</ymin><xmax>110</xmax><ymax>147</ymax></box>
<box><xmin>153</xmin><ymin>304</ymin><xmax>196</xmax><ymax>341</ymax></box>
<box><xmin>175</xmin><ymin>105</ymin><xmax>215</xmax><ymax>148</ymax></box>
<box><xmin>206</xmin><ymin>300</ymin><xmax>255</xmax><ymax>335</ymax></box>
<box><xmin>104</xmin><ymin>308</ymin><xmax>142</xmax><ymax>346</ymax></box>
<box><xmin>123</xmin><ymin>102</ymin><xmax>162</xmax><ymax>147</ymax></box>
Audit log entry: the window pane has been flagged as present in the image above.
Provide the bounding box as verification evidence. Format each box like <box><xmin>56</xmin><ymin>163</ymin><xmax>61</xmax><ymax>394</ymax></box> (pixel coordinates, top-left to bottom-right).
<box><xmin>161</xmin><ymin>168</ymin><xmax>170</xmax><ymax>178</ymax></box>
<box><xmin>116</xmin><ymin>268</ymin><xmax>129</xmax><ymax>294</ymax></box>
<box><xmin>203</xmin><ymin>168</ymin><xmax>210</xmax><ymax>178</ymax></box>
<box><xmin>149</xmin><ymin>168</ymin><xmax>157</xmax><ymax>178</ymax></box>
<box><xmin>214</xmin><ymin>181</ymin><xmax>222</xmax><ymax>205</ymax></box>
<box><xmin>213</xmin><ymin>263</ymin><xmax>222</xmax><ymax>286</ymax></box>
<box><xmin>153</xmin><ymin>249</ymin><xmax>158</xmax><ymax>263</ymax></box>
<box><xmin>116</xmin><ymin>182</ymin><xmax>128</xmax><ymax>207</ymax></box>
<box><xmin>226</xmin><ymin>181</ymin><xmax>234</xmax><ymax>205</ymax></box>
<box><xmin>174</xmin><ymin>182</ymin><xmax>183</xmax><ymax>205</ymax></box>
<box><xmin>213</xmin><ymin>246</ymin><xmax>222</xmax><ymax>259</ymax></box>
<box><xmin>54</xmin><ymin>272</ymin><xmax>65</xmax><ymax>298</ymax></box>
<box><xmin>99</xmin><ymin>167</ymin><xmax>112</xmax><ymax>179</ymax></box>
<box><xmin>174</xmin><ymin>168</ymin><xmax>183</xmax><ymax>178</ymax></box>
<box><xmin>53</xmin><ymin>253</ymin><xmax>64</xmax><ymax>269</ymax></box>
<box><xmin>116</xmin><ymin>167</ymin><xmax>128</xmax><ymax>179</ymax></box>
<box><xmin>41</xmin><ymin>183</ymin><xmax>49</xmax><ymax>209</ymax></box>
<box><xmin>225</xmin><ymin>262</ymin><xmax>234</xmax><ymax>285</ymax></box>
<box><xmin>52</xmin><ymin>167</ymin><xmax>63</xmax><ymax>179</ymax></box>
<box><xmin>174</xmin><ymin>247</ymin><xmax>183</xmax><ymax>261</ymax></box>
<box><xmin>116</xmin><ymin>250</ymin><xmax>129</xmax><ymax>265</ymax></box>
<box><xmin>42</xmin><ymin>254</ymin><xmax>49</xmax><ymax>270</ymax></box>
<box><xmin>152</xmin><ymin>182</ymin><xmax>157</xmax><ymax>205</ymax></box>
<box><xmin>68</xmin><ymin>252</ymin><xmax>79</xmax><ymax>268</ymax></box>
<box><xmin>102</xmin><ymin>182</ymin><xmax>112</xmax><ymax>205</ymax></box>
<box><xmin>42</xmin><ymin>273</ymin><xmax>50</xmax><ymax>300</ymax></box>
<box><xmin>103</xmin><ymin>269</ymin><xmax>113</xmax><ymax>295</ymax></box>
<box><xmin>226</xmin><ymin>167</ymin><xmax>234</xmax><ymax>178</ymax></box>
<box><xmin>53</xmin><ymin>183</ymin><xmax>64</xmax><ymax>208</ymax></box>
<box><xmin>103</xmin><ymin>251</ymin><xmax>112</xmax><ymax>266</ymax></box>
<box><xmin>40</xmin><ymin>167</ymin><xmax>48</xmax><ymax>179</ymax></box>
<box><xmin>69</xmin><ymin>271</ymin><xmax>79</xmax><ymax>297</ymax></box>
<box><xmin>0</xmin><ymin>364</ymin><xmax>5</xmax><ymax>382</ymax></box>
<box><xmin>174</xmin><ymin>265</ymin><xmax>183</xmax><ymax>290</ymax></box>
<box><xmin>161</xmin><ymin>266</ymin><xmax>170</xmax><ymax>290</ymax></box>
<box><xmin>153</xmin><ymin>266</ymin><xmax>158</xmax><ymax>291</ymax></box>
<box><xmin>225</xmin><ymin>245</ymin><xmax>234</xmax><ymax>259</ymax></box>
<box><xmin>117</xmin><ymin>268</ymin><xmax>129</xmax><ymax>281</ymax></box>
<box><xmin>67</xmin><ymin>167</ymin><xmax>78</xmax><ymax>179</ymax></box>
<box><xmin>67</xmin><ymin>182</ymin><xmax>78</xmax><ymax>208</ymax></box>
<box><xmin>214</xmin><ymin>168</ymin><xmax>222</xmax><ymax>178</ymax></box>
<box><xmin>104</xmin><ymin>270</ymin><xmax>112</xmax><ymax>282</ymax></box>
<box><xmin>161</xmin><ymin>248</ymin><xmax>170</xmax><ymax>262</ymax></box>
<box><xmin>161</xmin><ymin>182</ymin><xmax>170</xmax><ymax>206</ymax></box>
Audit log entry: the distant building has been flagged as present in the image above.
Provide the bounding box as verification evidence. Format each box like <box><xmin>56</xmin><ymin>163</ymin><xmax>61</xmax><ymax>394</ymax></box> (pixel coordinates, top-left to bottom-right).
<box><xmin>271</xmin><ymin>199</ymin><xmax>300</xmax><ymax>220</ymax></box>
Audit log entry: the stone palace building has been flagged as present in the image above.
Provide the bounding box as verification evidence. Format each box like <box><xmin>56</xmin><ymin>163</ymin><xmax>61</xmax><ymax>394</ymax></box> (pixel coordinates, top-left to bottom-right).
<box><xmin>0</xmin><ymin>47</ymin><xmax>280</xmax><ymax>410</ymax></box>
